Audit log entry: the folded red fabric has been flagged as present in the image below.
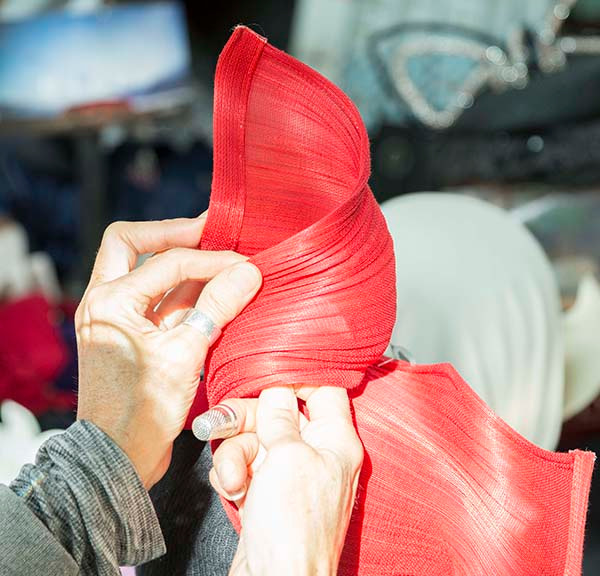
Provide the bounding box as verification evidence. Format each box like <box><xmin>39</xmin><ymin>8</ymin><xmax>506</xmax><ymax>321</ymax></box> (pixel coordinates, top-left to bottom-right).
<box><xmin>186</xmin><ymin>27</ymin><xmax>595</xmax><ymax>575</ymax></box>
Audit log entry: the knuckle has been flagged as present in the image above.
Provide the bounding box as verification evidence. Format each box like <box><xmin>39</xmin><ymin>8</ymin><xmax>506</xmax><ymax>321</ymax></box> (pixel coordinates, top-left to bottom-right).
<box><xmin>103</xmin><ymin>220</ymin><xmax>126</xmax><ymax>241</ymax></box>
<box><xmin>154</xmin><ymin>248</ymin><xmax>191</xmax><ymax>275</ymax></box>
<box><xmin>261</xmin><ymin>411</ymin><xmax>299</xmax><ymax>444</ymax></box>
<box><xmin>74</xmin><ymin>301</ymin><xmax>85</xmax><ymax>328</ymax></box>
<box><xmin>341</xmin><ymin>429</ymin><xmax>364</xmax><ymax>472</ymax></box>
<box><xmin>161</xmin><ymin>332</ymin><xmax>207</xmax><ymax>369</ymax></box>
<box><xmin>167</xmin><ymin>246</ymin><xmax>188</xmax><ymax>260</ymax></box>
<box><xmin>271</xmin><ymin>407</ymin><xmax>297</xmax><ymax>427</ymax></box>
<box><xmin>223</xmin><ymin>250</ymin><xmax>244</xmax><ymax>262</ymax></box>
<box><xmin>84</xmin><ymin>286</ymin><xmax>111</xmax><ymax>318</ymax></box>
<box><xmin>350</xmin><ymin>437</ymin><xmax>365</xmax><ymax>470</ymax></box>
<box><xmin>239</xmin><ymin>436</ymin><xmax>256</xmax><ymax>462</ymax></box>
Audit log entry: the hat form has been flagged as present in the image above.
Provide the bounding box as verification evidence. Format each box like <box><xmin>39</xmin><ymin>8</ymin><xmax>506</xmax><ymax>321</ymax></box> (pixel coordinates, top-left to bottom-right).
<box><xmin>381</xmin><ymin>193</ymin><xmax>565</xmax><ymax>450</ymax></box>
<box><xmin>187</xmin><ymin>27</ymin><xmax>594</xmax><ymax>575</ymax></box>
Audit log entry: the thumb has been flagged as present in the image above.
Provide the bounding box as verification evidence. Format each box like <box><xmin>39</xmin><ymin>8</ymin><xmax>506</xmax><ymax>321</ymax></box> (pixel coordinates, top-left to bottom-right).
<box><xmin>256</xmin><ymin>387</ymin><xmax>301</xmax><ymax>449</ymax></box>
<box><xmin>167</xmin><ymin>261</ymin><xmax>262</xmax><ymax>366</ymax></box>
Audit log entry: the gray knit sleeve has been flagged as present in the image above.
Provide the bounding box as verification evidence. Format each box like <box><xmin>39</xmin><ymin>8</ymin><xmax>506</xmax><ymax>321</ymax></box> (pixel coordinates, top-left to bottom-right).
<box><xmin>9</xmin><ymin>420</ymin><xmax>166</xmax><ymax>575</ymax></box>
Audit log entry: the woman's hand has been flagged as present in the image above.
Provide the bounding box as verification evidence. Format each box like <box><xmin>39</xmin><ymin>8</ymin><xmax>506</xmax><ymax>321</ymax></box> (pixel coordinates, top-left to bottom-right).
<box><xmin>75</xmin><ymin>216</ymin><xmax>262</xmax><ymax>489</ymax></box>
<box><xmin>209</xmin><ymin>387</ymin><xmax>364</xmax><ymax>576</ymax></box>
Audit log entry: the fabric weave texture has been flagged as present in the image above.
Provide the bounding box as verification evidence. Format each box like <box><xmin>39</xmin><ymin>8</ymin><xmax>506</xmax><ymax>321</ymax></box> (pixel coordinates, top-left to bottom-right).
<box><xmin>186</xmin><ymin>26</ymin><xmax>595</xmax><ymax>575</ymax></box>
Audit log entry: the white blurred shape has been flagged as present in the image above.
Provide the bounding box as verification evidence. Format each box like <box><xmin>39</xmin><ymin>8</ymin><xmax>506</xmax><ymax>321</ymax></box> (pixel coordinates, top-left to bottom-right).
<box><xmin>0</xmin><ymin>221</ymin><xmax>32</xmax><ymax>297</ymax></box>
<box><xmin>0</xmin><ymin>401</ymin><xmax>62</xmax><ymax>485</ymax></box>
<box><xmin>0</xmin><ymin>220</ymin><xmax>62</xmax><ymax>301</ymax></box>
<box><xmin>382</xmin><ymin>193</ymin><xmax>564</xmax><ymax>449</ymax></box>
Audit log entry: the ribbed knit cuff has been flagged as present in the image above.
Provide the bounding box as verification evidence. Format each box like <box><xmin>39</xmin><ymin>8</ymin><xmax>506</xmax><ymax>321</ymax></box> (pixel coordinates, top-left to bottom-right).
<box><xmin>11</xmin><ymin>420</ymin><xmax>166</xmax><ymax>574</ymax></box>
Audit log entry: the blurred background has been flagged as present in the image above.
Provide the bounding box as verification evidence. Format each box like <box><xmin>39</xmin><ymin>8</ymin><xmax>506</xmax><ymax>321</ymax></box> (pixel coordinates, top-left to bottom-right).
<box><xmin>0</xmin><ymin>0</ymin><xmax>598</xmax><ymax>573</ymax></box>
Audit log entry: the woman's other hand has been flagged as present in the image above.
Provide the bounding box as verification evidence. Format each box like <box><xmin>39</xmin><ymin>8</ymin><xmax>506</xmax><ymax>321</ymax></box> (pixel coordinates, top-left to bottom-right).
<box><xmin>209</xmin><ymin>387</ymin><xmax>363</xmax><ymax>576</ymax></box>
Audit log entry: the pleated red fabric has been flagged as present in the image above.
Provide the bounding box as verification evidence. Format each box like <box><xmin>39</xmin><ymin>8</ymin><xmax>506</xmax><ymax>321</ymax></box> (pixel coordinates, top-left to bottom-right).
<box><xmin>186</xmin><ymin>27</ymin><xmax>595</xmax><ymax>575</ymax></box>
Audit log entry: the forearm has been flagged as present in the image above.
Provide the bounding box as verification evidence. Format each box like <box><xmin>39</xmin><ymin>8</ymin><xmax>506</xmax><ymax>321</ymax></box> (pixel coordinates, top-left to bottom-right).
<box><xmin>8</xmin><ymin>420</ymin><xmax>166</xmax><ymax>575</ymax></box>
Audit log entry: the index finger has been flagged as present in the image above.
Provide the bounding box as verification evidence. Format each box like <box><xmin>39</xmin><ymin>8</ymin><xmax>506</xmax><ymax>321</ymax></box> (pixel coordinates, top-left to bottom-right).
<box><xmin>117</xmin><ymin>248</ymin><xmax>246</xmax><ymax>313</ymax></box>
<box><xmin>89</xmin><ymin>215</ymin><xmax>207</xmax><ymax>289</ymax></box>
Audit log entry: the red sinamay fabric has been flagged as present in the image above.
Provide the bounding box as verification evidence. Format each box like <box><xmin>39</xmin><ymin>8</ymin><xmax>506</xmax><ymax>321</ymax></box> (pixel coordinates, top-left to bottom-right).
<box><xmin>186</xmin><ymin>27</ymin><xmax>595</xmax><ymax>575</ymax></box>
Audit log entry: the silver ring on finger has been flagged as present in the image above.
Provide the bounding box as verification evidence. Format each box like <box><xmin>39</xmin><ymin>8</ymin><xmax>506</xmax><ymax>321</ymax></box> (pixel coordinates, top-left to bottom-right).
<box><xmin>181</xmin><ymin>309</ymin><xmax>222</xmax><ymax>346</ymax></box>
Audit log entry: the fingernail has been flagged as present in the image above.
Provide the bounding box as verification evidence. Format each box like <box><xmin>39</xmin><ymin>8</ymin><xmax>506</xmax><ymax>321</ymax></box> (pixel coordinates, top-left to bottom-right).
<box><xmin>227</xmin><ymin>262</ymin><xmax>261</xmax><ymax>294</ymax></box>
<box><xmin>225</xmin><ymin>487</ymin><xmax>246</xmax><ymax>502</ymax></box>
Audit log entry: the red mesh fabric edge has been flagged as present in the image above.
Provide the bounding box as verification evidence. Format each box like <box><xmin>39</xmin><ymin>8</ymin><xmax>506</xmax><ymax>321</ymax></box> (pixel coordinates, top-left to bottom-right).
<box><xmin>201</xmin><ymin>28</ymin><xmax>266</xmax><ymax>252</ymax></box>
<box><xmin>438</xmin><ymin>361</ymin><xmax>595</xmax><ymax>576</ymax></box>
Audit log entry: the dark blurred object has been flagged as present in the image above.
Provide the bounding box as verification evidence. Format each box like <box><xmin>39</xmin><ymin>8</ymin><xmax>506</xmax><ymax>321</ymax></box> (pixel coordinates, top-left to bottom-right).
<box><xmin>53</xmin><ymin>299</ymin><xmax>78</xmax><ymax>394</ymax></box>
<box><xmin>560</xmin><ymin>395</ymin><xmax>600</xmax><ymax>448</ymax></box>
<box><xmin>0</xmin><ymin>139</ymin><xmax>213</xmax><ymax>284</ymax></box>
<box><xmin>181</xmin><ymin>0</ymin><xmax>295</xmax><ymax>68</ymax></box>
<box><xmin>571</xmin><ymin>0</ymin><xmax>600</xmax><ymax>25</ymax></box>
<box><xmin>0</xmin><ymin>142</ymin><xmax>80</xmax><ymax>280</ymax></box>
<box><xmin>559</xmin><ymin>408</ymin><xmax>600</xmax><ymax>576</ymax></box>
<box><xmin>139</xmin><ymin>434</ymin><xmax>237</xmax><ymax>576</ymax></box>
<box><xmin>514</xmin><ymin>193</ymin><xmax>600</xmax><ymax>300</ymax></box>
<box><xmin>108</xmin><ymin>142</ymin><xmax>212</xmax><ymax>222</ymax></box>
<box><xmin>36</xmin><ymin>409</ymin><xmax>76</xmax><ymax>431</ymax></box>
<box><xmin>370</xmin><ymin>119</ymin><xmax>600</xmax><ymax>201</ymax></box>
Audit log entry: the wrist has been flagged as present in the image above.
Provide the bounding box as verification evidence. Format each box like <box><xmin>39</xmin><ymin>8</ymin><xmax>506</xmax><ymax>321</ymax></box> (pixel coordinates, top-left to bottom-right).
<box><xmin>76</xmin><ymin>407</ymin><xmax>170</xmax><ymax>490</ymax></box>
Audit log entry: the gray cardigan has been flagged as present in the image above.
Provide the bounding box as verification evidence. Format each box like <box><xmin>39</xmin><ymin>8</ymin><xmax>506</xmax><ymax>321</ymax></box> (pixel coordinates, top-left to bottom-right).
<box><xmin>0</xmin><ymin>421</ymin><xmax>166</xmax><ymax>575</ymax></box>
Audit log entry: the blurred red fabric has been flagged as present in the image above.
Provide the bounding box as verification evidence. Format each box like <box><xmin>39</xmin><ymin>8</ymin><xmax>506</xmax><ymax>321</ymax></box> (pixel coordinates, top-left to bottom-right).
<box><xmin>186</xmin><ymin>27</ymin><xmax>595</xmax><ymax>575</ymax></box>
<box><xmin>0</xmin><ymin>294</ymin><xmax>69</xmax><ymax>414</ymax></box>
